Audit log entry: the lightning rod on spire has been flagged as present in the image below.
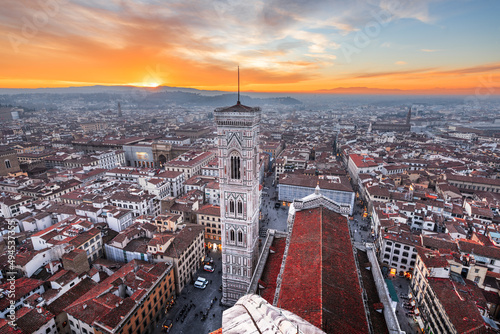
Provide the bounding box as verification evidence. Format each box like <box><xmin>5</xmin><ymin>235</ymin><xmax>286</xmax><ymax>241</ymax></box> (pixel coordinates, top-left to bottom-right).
<box><xmin>237</xmin><ymin>66</ymin><xmax>240</xmax><ymax>104</ymax></box>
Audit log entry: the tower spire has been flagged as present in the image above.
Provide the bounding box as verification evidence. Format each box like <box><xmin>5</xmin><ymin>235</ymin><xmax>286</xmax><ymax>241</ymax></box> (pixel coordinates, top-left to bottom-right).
<box><xmin>237</xmin><ymin>66</ymin><xmax>240</xmax><ymax>105</ymax></box>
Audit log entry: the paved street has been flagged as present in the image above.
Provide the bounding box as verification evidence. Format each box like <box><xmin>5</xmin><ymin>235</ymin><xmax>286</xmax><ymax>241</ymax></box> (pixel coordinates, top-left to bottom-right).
<box><xmin>391</xmin><ymin>276</ymin><xmax>421</xmax><ymax>334</ymax></box>
<box><xmin>349</xmin><ymin>200</ymin><xmax>374</xmax><ymax>248</ymax></box>
<box><xmin>259</xmin><ymin>173</ymin><xmax>289</xmax><ymax>234</ymax></box>
<box><xmin>154</xmin><ymin>249</ymin><xmax>226</xmax><ymax>334</ymax></box>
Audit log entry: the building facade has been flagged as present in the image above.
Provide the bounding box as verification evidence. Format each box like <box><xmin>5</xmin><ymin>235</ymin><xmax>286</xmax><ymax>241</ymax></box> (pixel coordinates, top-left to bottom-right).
<box><xmin>0</xmin><ymin>148</ymin><xmax>21</xmax><ymax>176</ymax></box>
<box><xmin>215</xmin><ymin>100</ymin><xmax>261</xmax><ymax>305</ymax></box>
<box><xmin>278</xmin><ymin>173</ymin><xmax>355</xmax><ymax>215</ymax></box>
<box><xmin>197</xmin><ymin>204</ymin><xmax>222</xmax><ymax>249</ymax></box>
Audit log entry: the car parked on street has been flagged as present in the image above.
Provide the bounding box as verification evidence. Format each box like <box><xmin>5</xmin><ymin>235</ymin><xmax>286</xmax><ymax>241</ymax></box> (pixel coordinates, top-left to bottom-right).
<box><xmin>194</xmin><ymin>280</ymin><xmax>208</xmax><ymax>289</ymax></box>
<box><xmin>196</xmin><ymin>276</ymin><xmax>208</xmax><ymax>284</ymax></box>
<box><xmin>203</xmin><ymin>265</ymin><xmax>215</xmax><ymax>272</ymax></box>
<box><xmin>162</xmin><ymin>319</ymin><xmax>173</xmax><ymax>332</ymax></box>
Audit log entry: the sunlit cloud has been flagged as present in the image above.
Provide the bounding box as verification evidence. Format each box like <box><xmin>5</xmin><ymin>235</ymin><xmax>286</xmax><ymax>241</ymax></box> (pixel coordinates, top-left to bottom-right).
<box><xmin>0</xmin><ymin>0</ymin><xmax>498</xmax><ymax>93</ymax></box>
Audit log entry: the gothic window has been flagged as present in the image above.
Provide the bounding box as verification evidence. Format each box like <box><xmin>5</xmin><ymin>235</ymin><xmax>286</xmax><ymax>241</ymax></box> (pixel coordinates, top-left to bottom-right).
<box><xmin>230</xmin><ymin>155</ymin><xmax>241</xmax><ymax>179</ymax></box>
<box><xmin>238</xmin><ymin>231</ymin><xmax>243</xmax><ymax>243</ymax></box>
<box><xmin>230</xmin><ymin>229</ymin><xmax>235</xmax><ymax>242</ymax></box>
<box><xmin>237</xmin><ymin>201</ymin><xmax>243</xmax><ymax>215</ymax></box>
<box><xmin>4</xmin><ymin>160</ymin><xmax>11</xmax><ymax>169</ymax></box>
<box><xmin>229</xmin><ymin>200</ymin><xmax>235</xmax><ymax>213</ymax></box>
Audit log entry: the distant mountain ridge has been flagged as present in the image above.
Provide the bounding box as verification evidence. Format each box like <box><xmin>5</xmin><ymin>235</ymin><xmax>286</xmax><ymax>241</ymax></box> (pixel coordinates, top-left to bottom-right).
<box><xmin>2</xmin><ymin>84</ymin><xmax>497</xmax><ymax>96</ymax></box>
<box><xmin>0</xmin><ymin>85</ymin><xmax>302</xmax><ymax>107</ymax></box>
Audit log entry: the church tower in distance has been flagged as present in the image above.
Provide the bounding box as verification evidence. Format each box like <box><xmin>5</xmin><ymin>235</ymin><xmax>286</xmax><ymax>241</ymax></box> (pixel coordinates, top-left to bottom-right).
<box><xmin>215</xmin><ymin>92</ymin><xmax>261</xmax><ymax>306</ymax></box>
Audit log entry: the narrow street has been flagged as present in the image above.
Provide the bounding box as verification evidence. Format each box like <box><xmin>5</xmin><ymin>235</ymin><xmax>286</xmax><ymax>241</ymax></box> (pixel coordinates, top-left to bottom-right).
<box><xmin>259</xmin><ymin>173</ymin><xmax>289</xmax><ymax>235</ymax></box>
<box><xmin>392</xmin><ymin>276</ymin><xmax>421</xmax><ymax>334</ymax></box>
<box><xmin>154</xmin><ymin>249</ymin><xmax>226</xmax><ymax>334</ymax></box>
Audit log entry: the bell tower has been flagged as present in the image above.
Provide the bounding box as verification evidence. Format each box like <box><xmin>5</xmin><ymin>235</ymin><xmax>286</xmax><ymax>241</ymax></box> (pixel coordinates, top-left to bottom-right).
<box><xmin>215</xmin><ymin>74</ymin><xmax>261</xmax><ymax>305</ymax></box>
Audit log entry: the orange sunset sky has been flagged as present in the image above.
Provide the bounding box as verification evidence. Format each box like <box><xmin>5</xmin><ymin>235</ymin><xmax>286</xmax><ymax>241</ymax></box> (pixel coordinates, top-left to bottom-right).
<box><xmin>1</xmin><ymin>0</ymin><xmax>499</xmax><ymax>94</ymax></box>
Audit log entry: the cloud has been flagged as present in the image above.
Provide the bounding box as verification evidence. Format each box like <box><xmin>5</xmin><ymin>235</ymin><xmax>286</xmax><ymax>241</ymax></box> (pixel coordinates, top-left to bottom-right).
<box><xmin>379</xmin><ymin>0</ymin><xmax>436</xmax><ymax>23</ymax></box>
<box><xmin>349</xmin><ymin>63</ymin><xmax>500</xmax><ymax>81</ymax></box>
<box><xmin>0</xmin><ymin>0</ymin><xmax>488</xmax><ymax>91</ymax></box>
<box><xmin>352</xmin><ymin>67</ymin><xmax>436</xmax><ymax>79</ymax></box>
<box><xmin>395</xmin><ymin>61</ymin><xmax>407</xmax><ymax>65</ymax></box>
<box><xmin>421</xmin><ymin>49</ymin><xmax>439</xmax><ymax>52</ymax></box>
<box><xmin>438</xmin><ymin>63</ymin><xmax>500</xmax><ymax>75</ymax></box>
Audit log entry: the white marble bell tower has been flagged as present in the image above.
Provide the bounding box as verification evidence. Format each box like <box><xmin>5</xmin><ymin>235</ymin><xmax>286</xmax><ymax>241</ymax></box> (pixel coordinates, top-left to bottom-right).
<box><xmin>215</xmin><ymin>88</ymin><xmax>261</xmax><ymax>305</ymax></box>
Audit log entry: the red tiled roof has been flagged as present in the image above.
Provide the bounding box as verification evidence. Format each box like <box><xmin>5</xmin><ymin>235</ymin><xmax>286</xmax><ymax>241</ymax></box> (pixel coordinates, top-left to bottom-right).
<box><xmin>0</xmin><ymin>278</ymin><xmax>43</xmax><ymax>310</ymax></box>
<box><xmin>349</xmin><ymin>154</ymin><xmax>379</xmax><ymax>168</ymax></box>
<box><xmin>45</xmin><ymin>278</ymin><xmax>97</xmax><ymax>316</ymax></box>
<box><xmin>14</xmin><ymin>307</ymin><xmax>55</xmax><ymax>333</ymax></box>
<box><xmin>197</xmin><ymin>204</ymin><xmax>221</xmax><ymax>217</ymax></box>
<box><xmin>258</xmin><ymin>237</ymin><xmax>286</xmax><ymax>304</ymax></box>
<box><xmin>446</xmin><ymin>174</ymin><xmax>500</xmax><ymax>187</ymax></box>
<box><xmin>459</xmin><ymin>240</ymin><xmax>500</xmax><ymax>260</ymax></box>
<box><xmin>65</xmin><ymin>260</ymin><xmax>170</xmax><ymax>328</ymax></box>
<box><xmin>277</xmin><ymin>207</ymin><xmax>369</xmax><ymax>333</ymax></box>
<box><xmin>429</xmin><ymin>278</ymin><xmax>487</xmax><ymax>333</ymax></box>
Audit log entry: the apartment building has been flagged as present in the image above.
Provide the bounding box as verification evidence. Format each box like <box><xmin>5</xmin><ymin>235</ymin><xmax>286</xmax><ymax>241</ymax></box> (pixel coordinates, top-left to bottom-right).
<box><xmin>163</xmin><ymin>151</ymin><xmax>215</xmax><ymax>180</ymax></box>
<box><xmin>411</xmin><ymin>247</ymin><xmax>488</xmax><ymax>333</ymax></box>
<box><xmin>65</xmin><ymin>260</ymin><xmax>175</xmax><ymax>334</ymax></box>
<box><xmin>149</xmin><ymin>224</ymin><xmax>205</xmax><ymax>294</ymax></box>
<box><xmin>196</xmin><ymin>204</ymin><xmax>221</xmax><ymax>249</ymax></box>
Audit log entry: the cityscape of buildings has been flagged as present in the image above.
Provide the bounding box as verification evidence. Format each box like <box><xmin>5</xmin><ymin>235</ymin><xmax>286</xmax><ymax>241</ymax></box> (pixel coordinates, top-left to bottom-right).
<box><xmin>0</xmin><ymin>0</ymin><xmax>499</xmax><ymax>332</ymax></box>
<box><xmin>0</xmin><ymin>87</ymin><xmax>498</xmax><ymax>334</ymax></box>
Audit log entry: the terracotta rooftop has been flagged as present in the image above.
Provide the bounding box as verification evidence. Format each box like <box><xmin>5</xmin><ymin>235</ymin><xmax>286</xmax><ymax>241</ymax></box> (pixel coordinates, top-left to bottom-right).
<box><xmin>0</xmin><ymin>278</ymin><xmax>43</xmax><ymax>310</ymax></box>
<box><xmin>162</xmin><ymin>224</ymin><xmax>205</xmax><ymax>258</ymax></box>
<box><xmin>416</xmin><ymin>247</ymin><xmax>450</xmax><ymax>268</ymax></box>
<box><xmin>197</xmin><ymin>204</ymin><xmax>221</xmax><ymax>217</ymax></box>
<box><xmin>45</xmin><ymin>277</ymin><xmax>97</xmax><ymax>316</ymax></box>
<box><xmin>11</xmin><ymin>307</ymin><xmax>55</xmax><ymax>333</ymax></box>
<box><xmin>429</xmin><ymin>278</ymin><xmax>487</xmax><ymax>333</ymax></box>
<box><xmin>64</xmin><ymin>260</ymin><xmax>170</xmax><ymax>329</ymax></box>
<box><xmin>258</xmin><ymin>236</ymin><xmax>287</xmax><ymax>304</ymax></box>
<box><xmin>350</xmin><ymin>153</ymin><xmax>379</xmax><ymax>168</ymax></box>
<box><xmin>277</xmin><ymin>206</ymin><xmax>369</xmax><ymax>333</ymax></box>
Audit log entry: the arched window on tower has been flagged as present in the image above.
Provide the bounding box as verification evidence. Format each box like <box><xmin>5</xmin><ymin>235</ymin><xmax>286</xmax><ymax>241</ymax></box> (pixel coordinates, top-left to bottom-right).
<box><xmin>230</xmin><ymin>155</ymin><xmax>241</xmax><ymax>179</ymax></box>
<box><xmin>238</xmin><ymin>231</ymin><xmax>243</xmax><ymax>243</ymax></box>
<box><xmin>237</xmin><ymin>201</ymin><xmax>243</xmax><ymax>215</ymax></box>
<box><xmin>230</xmin><ymin>229</ymin><xmax>235</xmax><ymax>242</ymax></box>
<box><xmin>229</xmin><ymin>200</ymin><xmax>235</xmax><ymax>213</ymax></box>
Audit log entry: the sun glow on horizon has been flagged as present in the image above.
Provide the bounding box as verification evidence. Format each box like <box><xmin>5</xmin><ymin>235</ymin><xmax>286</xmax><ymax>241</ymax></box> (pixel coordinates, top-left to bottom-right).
<box><xmin>129</xmin><ymin>82</ymin><xmax>162</xmax><ymax>88</ymax></box>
